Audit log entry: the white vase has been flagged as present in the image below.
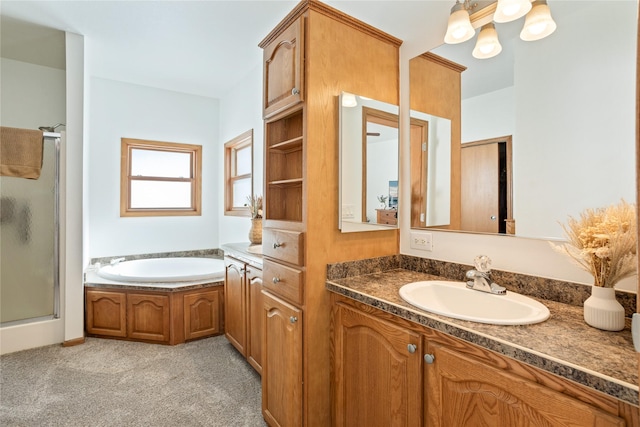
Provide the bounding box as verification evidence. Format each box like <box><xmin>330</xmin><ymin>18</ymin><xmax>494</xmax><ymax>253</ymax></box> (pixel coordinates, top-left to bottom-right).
<box><xmin>583</xmin><ymin>286</ymin><xmax>625</xmax><ymax>331</ymax></box>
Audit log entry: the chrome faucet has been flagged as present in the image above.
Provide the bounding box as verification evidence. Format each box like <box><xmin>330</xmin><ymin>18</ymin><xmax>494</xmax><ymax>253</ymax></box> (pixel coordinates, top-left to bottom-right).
<box><xmin>110</xmin><ymin>257</ymin><xmax>125</xmax><ymax>266</ymax></box>
<box><xmin>465</xmin><ymin>255</ymin><xmax>506</xmax><ymax>295</ymax></box>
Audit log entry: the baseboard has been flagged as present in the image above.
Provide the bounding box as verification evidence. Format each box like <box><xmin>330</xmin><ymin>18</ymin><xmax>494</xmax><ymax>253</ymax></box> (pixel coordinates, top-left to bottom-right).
<box><xmin>62</xmin><ymin>337</ymin><xmax>85</xmax><ymax>347</ymax></box>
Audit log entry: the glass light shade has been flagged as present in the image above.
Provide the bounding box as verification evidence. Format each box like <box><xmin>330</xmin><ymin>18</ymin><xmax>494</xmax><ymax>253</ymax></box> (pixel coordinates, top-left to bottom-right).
<box><xmin>494</xmin><ymin>0</ymin><xmax>532</xmax><ymax>23</ymax></box>
<box><xmin>520</xmin><ymin>0</ymin><xmax>556</xmax><ymax>41</ymax></box>
<box><xmin>444</xmin><ymin>4</ymin><xmax>475</xmax><ymax>44</ymax></box>
<box><xmin>341</xmin><ymin>93</ymin><xmax>357</xmax><ymax>107</ymax></box>
<box><xmin>472</xmin><ymin>23</ymin><xmax>502</xmax><ymax>59</ymax></box>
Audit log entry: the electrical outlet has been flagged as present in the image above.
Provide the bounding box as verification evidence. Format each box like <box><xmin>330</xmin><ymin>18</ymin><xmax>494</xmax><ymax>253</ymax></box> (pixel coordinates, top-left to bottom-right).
<box><xmin>410</xmin><ymin>232</ymin><xmax>432</xmax><ymax>251</ymax></box>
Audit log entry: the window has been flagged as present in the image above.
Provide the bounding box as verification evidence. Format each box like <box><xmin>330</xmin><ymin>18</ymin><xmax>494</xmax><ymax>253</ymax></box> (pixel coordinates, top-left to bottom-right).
<box><xmin>224</xmin><ymin>130</ymin><xmax>253</xmax><ymax>216</ymax></box>
<box><xmin>120</xmin><ymin>138</ymin><xmax>202</xmax><ymax>217</ymax></box>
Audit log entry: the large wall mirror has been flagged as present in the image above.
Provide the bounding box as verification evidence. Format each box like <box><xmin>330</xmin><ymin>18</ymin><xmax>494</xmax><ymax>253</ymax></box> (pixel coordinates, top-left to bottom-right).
<box><xmin>339</xmin><ymin>92</ymin><xmax>399</xmax><ymax>233</ymax></box>
<box><xmin>410</xmin><ymin>0</ymin><xmax>637</xmax><ymax>240</ymax></box>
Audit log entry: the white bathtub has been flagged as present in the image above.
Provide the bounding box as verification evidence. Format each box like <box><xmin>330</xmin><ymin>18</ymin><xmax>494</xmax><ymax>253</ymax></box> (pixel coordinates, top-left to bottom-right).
<box><xmin>96</xmin><ymin>257</ymin><xmax>225</xmax><ymax>283</ymax></box>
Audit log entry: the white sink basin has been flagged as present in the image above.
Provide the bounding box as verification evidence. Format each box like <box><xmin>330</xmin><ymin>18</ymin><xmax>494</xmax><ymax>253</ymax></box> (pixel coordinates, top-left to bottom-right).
<box><xmin>399</xmin><ymin>280</ymin><xmax>550</xmax><ymax>325</ymax></box>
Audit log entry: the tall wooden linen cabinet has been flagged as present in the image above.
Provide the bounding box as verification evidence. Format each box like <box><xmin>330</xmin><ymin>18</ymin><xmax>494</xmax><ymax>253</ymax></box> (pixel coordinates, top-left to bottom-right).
<box><xmin>258</xmin><ymin>1</ymin><xmax>401</xmax><ymax>426</ymax></box>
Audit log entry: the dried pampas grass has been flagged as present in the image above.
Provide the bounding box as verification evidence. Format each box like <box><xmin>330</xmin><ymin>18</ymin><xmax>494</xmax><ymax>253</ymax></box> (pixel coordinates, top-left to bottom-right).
<box><xmin>552</xmin><ymin>200</ymin><xmax>637</xmax><ymax>288</ymax></box>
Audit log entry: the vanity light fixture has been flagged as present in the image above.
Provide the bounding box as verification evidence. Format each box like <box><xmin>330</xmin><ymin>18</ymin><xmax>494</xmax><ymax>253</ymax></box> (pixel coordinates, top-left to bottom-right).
<box><xmin>443</xmin><ymin>0</ymin><xmax>557</xmax><ymax>57</ymax></box>
<box><xmin>520</xmin><ymin>0</ymin><xmax>557</xmax><ymax>41</ymax></box>
<box><xmin>493</xmin><ymin>0</ymin><xmax>532</xmax><ymax>23</ymax></box>
<box><xmin>472</xmin><ymin>23</ymin><xmax>502</xmax><ymax>59</ymax></box>
<box><xmin>444</xmin><ymin>0</ymin><xmax>477</xmax><ymax>44</ymax></box>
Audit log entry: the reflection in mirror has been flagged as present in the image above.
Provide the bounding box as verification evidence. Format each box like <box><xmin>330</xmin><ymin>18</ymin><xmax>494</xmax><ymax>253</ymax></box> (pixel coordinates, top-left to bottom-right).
<box><xmin>410</xmin><ymin>111</ymin><xmax>452</xmax><ymax>228</ymax></box>
<box><xmin>410</xmin><ymin>0</ymin><xmax>637</xmax><ymax>240</ymax></box>
<box><xmin>339</xmin><ymin>92</ymin><xmax>399</xmax><ymax>233</ymax></box>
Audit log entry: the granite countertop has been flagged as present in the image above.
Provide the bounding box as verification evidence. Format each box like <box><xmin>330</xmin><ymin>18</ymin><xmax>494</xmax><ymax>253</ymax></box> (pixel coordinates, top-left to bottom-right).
<box><xmin>326</xmin><ymin>269</ymin><xmax>639</xmax><ymax>406</ymax></box>
<box><xmin>221</xmin><ymin>242</ymin><xmax>263</xmax><ymax>269</ymax></box>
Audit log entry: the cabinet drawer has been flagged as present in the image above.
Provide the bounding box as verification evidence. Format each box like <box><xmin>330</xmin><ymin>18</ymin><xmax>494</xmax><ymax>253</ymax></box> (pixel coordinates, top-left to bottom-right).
<box><xmin>376</xmin><ymin>209</ymin><xmax>397</xmax><ymax>225</ymax></box>
<box><xmin>263</xmin><ymin>228</ymin><xmax>304</xmax><ymax>266</ymax></box>
<box><xmin>263</xmin><ymin>259</ymin><xmax>303</xmax><ymax>306</ymax></box>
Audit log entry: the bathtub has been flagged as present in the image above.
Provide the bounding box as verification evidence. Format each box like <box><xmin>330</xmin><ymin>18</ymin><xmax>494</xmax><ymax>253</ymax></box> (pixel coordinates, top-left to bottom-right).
<box><xmin>96</xmin><ymin>257</ymin><xmax>225</xmax><ymax>284</ymax></box>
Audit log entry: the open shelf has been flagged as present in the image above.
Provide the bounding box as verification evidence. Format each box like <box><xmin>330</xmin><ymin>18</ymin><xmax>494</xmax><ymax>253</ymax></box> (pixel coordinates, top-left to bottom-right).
<box><xmin>265</xmin><ymin>108</ymin><xmax>304</xmax><ymax>223</ymax></box>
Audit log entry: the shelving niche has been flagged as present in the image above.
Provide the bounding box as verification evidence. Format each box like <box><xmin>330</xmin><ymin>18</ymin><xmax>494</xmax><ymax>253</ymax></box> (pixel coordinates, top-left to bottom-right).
<box><xmin>265</xmin><ymin>108</ymin><xmax>304</xmax><ymax>223</ymax></box>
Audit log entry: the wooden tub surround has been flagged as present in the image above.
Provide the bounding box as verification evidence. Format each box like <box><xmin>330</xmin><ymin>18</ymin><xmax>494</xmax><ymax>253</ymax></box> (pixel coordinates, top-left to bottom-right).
<box><xmin>84</xmin><ymin>282</ymin><xmax>224</xmax><ymax>345</ymax></box>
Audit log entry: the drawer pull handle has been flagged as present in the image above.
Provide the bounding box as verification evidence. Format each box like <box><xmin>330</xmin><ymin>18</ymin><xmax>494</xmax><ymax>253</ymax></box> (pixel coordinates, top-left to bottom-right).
<box><xmin>290</xmin><ymin>316</ymin><xmax>298</xmax><ymax>323</ymax></box>
<box><xmin>407</xmin><ymin>344</ymin><xmax>417</xmax><ymax>354</ymax></box>
<box><xmin>272</xmin><ymin>277</ymin><xmax>280</xmax><ymax>284</ymax></box>
<box><xmin>273</xmin><ymin>242</ymin><xmax>282</xmax><ymax>249</ymax></box>
<box><xmin>291</xmin><ymin>87</ymin><xmax>300</xmax><ymax>95</ymax></box>
<box><xmin>424</xmin><ymin>353</ymin><xmax>435</xmax><ymax>364</ymax></box>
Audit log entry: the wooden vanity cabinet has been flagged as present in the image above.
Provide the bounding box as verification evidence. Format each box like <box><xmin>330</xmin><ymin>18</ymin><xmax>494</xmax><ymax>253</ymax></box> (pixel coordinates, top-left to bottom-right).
<box><xmin>333</xmin><ymin>301</ymin><xmax>422</xmax><ymax>427</ymax></box>
<box><xmin>224</xmin><ymin>256</ymin><xmax>264</xmax><ymax>373</ymax></box>
<box><xmin>332</xmin><ymin>295</ymin><xmax>635</xmax><ymax>427</ymax></box>
<box><xmin>259</xmin><ymin>1</ymin><xmax>402</xmax><ymax>425</ymax></box>
<box><xmin>425</xmin><ymin>339</ymin><xmax>626</xmax><ymax>427</ymax></box>
<box><xmin>262</xmin><ymin>291</ymin><xmax>303</xmax><ymax>427</ymax></box>
<box><xmin>262</xmin><ymin>16</ymin><xmax>304</xmax><ymax>118</ymax></box>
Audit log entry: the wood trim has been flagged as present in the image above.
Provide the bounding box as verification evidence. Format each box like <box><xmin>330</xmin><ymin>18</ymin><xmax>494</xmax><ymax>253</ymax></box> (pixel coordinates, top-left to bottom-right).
<box><xmin>410</xmin><ymin>117</ymin><xmax>429</xmax><ymax>228</ymax></box>
<box><xmin>259</xmin><ymin>0</ymin><xmax>402</xmax><ymax>49</ymax></box>
<box><xmin>120</xmin><ymin>138</ymin><xmax>202</xmax><ymax>217</ymax></box>
<box><xmin>62</xmin><ymin>337</ymin><xmax>85</xmax><ymax>347</ymax></box>
<box><xmin>418</xmin><ymin>52</ymin><xmax>466</xmax><ymax>74</ymax></box>
<box><xmin>224</xmin><ymin>129</ymin><xmax>254</xmax><ymax>217</ymax></box>
<box><xmin>360</xmin><ymin>107</ymin><xmax>399</xmax><ymax>222</ymax></box>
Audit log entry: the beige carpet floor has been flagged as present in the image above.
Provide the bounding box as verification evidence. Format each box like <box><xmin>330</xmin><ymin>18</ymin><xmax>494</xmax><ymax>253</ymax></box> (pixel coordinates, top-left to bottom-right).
<box><xmin>0</xmin><ymin>335</ymin><xmax>266</xmax><ymax>427</ymax></box>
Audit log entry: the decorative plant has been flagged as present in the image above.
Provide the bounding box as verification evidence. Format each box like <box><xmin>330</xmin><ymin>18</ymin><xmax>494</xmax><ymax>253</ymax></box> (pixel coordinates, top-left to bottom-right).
<box><xmin>552</xmin><ymin>200</ymin><xmax>637</xmax><ymax>288</ymax></box>
<box><xmin>245</xmin><ymin>195</ymin><xmax>263</xmax><ymax>219</ymax></box>
<box><xmin>377</xmin><ymin>194</ymin><xmax>388</xmax><ymax>208</ymax></box>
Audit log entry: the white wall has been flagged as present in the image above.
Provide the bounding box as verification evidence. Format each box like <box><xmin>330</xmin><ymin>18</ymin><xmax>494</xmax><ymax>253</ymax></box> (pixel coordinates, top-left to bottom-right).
<box><xmin>87</xmin><ymin>77</ymin><xmax>220</xmax><ymax>258</ymax></box>
<box><xmin>218</xmin><ymin>63</ymin><xmax>265</xmax><ymax>245</ymax></box>
<box><xmin>400</xmin><ymin>1</ymin><xmax>637</xmax><ymax>293</ymax></box>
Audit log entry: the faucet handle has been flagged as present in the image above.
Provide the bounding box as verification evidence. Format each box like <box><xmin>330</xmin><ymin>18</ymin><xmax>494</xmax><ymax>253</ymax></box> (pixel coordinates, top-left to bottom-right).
<box><xmin>474</xmin><ymin>255</ymin><xmax>492</xmax><ymax>273</ymax></box>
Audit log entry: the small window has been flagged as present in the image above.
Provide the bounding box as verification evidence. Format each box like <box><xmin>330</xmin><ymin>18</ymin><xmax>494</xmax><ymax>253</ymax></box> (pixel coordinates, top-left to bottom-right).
<box><xmin>224</xmin><ymin>130</ymin><xmax>253</xmax><ymax>216</ymax></box>
<box><xmin>120</xmin><ymin>138</ymin><xmax>202</xmax><ymax>217</ymax></box>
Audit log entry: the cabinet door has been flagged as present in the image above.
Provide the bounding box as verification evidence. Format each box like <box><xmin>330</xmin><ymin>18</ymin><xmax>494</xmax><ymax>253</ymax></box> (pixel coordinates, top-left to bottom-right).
<box><xmin>333</xmin><ymin>302</ymin><xmax>422</xmax><ymax>427</ymax></box>
<box><xmin>262</xmin><ymin>291</ymin><xmax>302</xmax><ymax>427</ymax></box>
<box><xmin>262</xmin><ymin>16</ymin><xmax>304</xmax><ymax>118</ymax></box>
<box><xmin>225</xmin><ymin>257</ymin><xmax>246</xmax><ymax>355</ymax></box>
<box><xmin>425</xmin><ymin>342</ymin><xmax>625</xmax><ymax>427</ymax></box>
<box><xmin>85</xmin><ymin>289</ymin><xmax>127</xmax><ymax>337</ymax></box>
<box><xmin>184</xmin><ymin>288</ymin><xmax>221</xmax><ymax>341</ymax></box>
<box><xmin>127</xmin><ymin>293</ymin><xmax>170</xmax><ymax>343</ymax></box>
<box><xmin>246</xmin><ymin>265</ymin><xmax>263</xmax><ymax>374</ymax></box>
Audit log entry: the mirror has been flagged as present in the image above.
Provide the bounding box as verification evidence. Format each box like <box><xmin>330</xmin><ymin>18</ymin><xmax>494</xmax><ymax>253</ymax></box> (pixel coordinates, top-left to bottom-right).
<box><xmin>410</xmin><ymin>0</ymin><xmax>637</xmax><ymax>240</ymax></box>
<box><xmin>339</xmin><ymin>92</ymin><xmax>399</xmax><ymax>232</ymax></box>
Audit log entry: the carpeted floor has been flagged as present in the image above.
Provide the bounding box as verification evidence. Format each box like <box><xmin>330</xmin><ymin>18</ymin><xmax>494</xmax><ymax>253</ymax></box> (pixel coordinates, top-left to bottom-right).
<box><xmin>0</xmin><ymin>335</ymin><xmax>267</xmax><ymax>427</ymax></box>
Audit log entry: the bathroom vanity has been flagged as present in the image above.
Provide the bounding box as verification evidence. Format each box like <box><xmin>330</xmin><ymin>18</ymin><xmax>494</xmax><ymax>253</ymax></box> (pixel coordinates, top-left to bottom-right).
<box><xmin>326</xmin><ymin>257</ymin><xmax>638</xmax><ymax>426</ymax></box>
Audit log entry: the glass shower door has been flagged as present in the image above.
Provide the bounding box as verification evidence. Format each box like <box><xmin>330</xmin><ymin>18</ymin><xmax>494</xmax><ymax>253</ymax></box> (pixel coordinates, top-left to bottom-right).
<box><xmin>1</xmin><ymin>140</ymin><xmax>57</xmax><ymax>324</ymax></box>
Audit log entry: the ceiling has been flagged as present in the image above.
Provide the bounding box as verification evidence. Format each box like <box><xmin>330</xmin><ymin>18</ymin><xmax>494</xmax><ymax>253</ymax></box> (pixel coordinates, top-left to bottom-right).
<box><xmin>0</xmin><ymin>0</ymin><xmax>452</xmax><ymax>99</ymax></box>
<box><xmin>0</xmin><ymin>1</ymin><xmax>600</xmax><ymax>100</ymax></box>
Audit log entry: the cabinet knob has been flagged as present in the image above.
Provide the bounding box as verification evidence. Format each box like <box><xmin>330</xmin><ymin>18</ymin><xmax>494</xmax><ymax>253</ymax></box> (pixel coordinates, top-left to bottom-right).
<box><xmin>424</xmin><ymin>353</ymin><xmax>435</xmax><ymax>364</ymax></box>
<box><xmin>272</xmin><ymin>277</ymin><xmax>280</xmax><ymax>284</ymax></box>
<box><xmin>291</xmin><ymin>87</ymin><xmax>300</xmax><ymax>95</ymax></box>
<box><xmin>273</xmin><ymin>242</ymin><xmax>282</xmax><ymax>249</ymax></box>
<box><xmin>407</xmin><ymin>344</ymin><xmax>417</xmax><ymax>354</ymax></box>
<box><xmin>290</xmin><ymin>316</ymin><xmax>298</xmax><ymax>323</ymax></box>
